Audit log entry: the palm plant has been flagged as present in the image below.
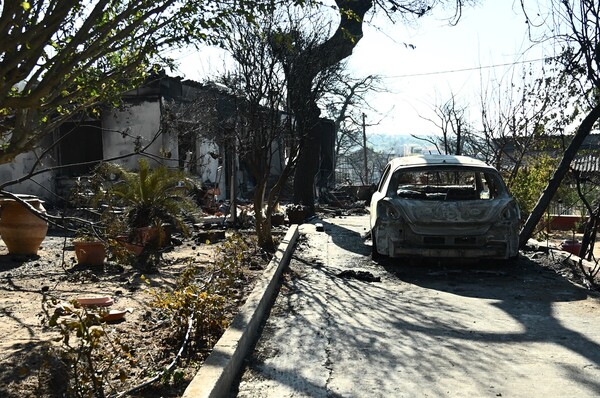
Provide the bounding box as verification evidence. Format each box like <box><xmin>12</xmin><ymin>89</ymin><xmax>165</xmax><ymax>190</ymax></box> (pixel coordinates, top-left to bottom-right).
<box><xmin>100</xmin><ymin>158</ymin><xmax>199</xmax><ymax>234</ymax></box>
<box><xmin>69</xmin><ymin>159</ymin><xmax>200</xmax><ymax>271</ymax></box>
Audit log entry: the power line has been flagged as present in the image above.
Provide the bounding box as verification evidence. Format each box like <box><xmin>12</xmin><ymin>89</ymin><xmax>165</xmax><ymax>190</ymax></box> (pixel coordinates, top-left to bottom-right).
<box><xmin>383</xmin><ymin>57</ymin><xmax>551</xmax><ymax>79</ymax></box>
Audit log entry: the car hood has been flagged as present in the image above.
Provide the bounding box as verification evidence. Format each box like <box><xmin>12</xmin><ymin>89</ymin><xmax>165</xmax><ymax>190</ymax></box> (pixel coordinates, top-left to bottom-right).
<box><xmin>389</xmin><ymin>196</ymin><xmax>514</xmax><ymax>233</ymax></box>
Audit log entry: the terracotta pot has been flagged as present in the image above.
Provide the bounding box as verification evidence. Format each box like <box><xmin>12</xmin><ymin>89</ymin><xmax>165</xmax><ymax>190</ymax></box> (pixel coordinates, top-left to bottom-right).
<box><xmin>116</xmin><ymin>237</ymin><xmax>144</xmax><ymax>256</ymax></box>
<box><xmin>116</xmin><ymin>226</ymin><xmax>161</xmax><ymax>256</ymax></box>
<box><xmin>102</xmin><ymin>309</ymin><xmax>128</xmax><ymax>322</ymax></box>
<box><xmin>0</xmin><ymin>195</ymin><xmax>48</xmax><ymax>255</ymax></box>
<box><xmin>77</xmin><ymin>296</ymin><xmax>113</xmax><ymax>307</ymax></box>
<box><xmin>134</xmin><ymin>226</ymin><xmax>159</xmax><ymax>244</ymax></box>
<box><xmin>74</xmin><ymin>240</ymin><xmax>106</xmax><ymax>266</ymax></box>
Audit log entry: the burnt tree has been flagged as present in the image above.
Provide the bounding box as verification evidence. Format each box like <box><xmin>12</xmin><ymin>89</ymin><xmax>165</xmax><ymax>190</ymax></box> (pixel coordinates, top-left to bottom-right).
<box><xmin>273</xmin><ymin>0</ymin><xmax>471</xmax><ymax>215</ymax></box>
<box><xmin>518</xmin><ymin>0</ymin><xmax>600</xmax><ymax>246</ymax></box>
<box><xmin>272</xmin><ymin>0</ymin><xmax>372</xmax><ymax>214</ymax></box>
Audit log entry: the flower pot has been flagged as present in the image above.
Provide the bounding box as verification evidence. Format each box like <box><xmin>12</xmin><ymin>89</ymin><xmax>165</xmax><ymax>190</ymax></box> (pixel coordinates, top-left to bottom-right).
<box><xmin>0</xmin><ymin>195</ymin><xmax>48</xmax><ymax>255</ymax></box>
<box><xmin>135</xmin><ymin>226</ymin><xmax>160</xmax><ymax>244</ymax></box>
<box><xmin>77</xmin><ymin>296</ymin><xmax>113</xmax><ymax>307</ymax></box>
<box><xmin>102</xmin><ymin>309</ymin><xmax>128</xmax><ymax>322</ymax></box>
<box><xmin>74</xmin><ymin>241</ymin><xmax>106</xmax><ymax>266</ymax></box>
<box><xmin>116</xmin><ymin>236</ymin><xmax>144</xmax><ymax>256</ymax></box>
<box><xmin>116</xmin><ymin>226</ymin><xmax>161</xmax><ymax>256</ymax></box>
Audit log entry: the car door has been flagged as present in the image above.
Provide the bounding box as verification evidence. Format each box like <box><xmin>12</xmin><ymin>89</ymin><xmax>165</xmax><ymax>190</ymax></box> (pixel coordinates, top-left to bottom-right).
<box><xmin>370</xmin><ymin>163</ymin><xmax>392</xmax><ymax>230</ymax></box>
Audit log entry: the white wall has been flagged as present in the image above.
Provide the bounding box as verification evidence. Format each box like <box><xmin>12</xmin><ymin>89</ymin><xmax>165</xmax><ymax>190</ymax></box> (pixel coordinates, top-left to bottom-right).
<box><xmin>0</xmin><ymin>150</ymin><xmax>55</xmax><ymax>200</ymax></box>
<box><xmin>195</xmin><ymin>140</ymin><xmax>219</xmax><ymax>181</ymax></box>
<box><xmin>0</xmin><ymin>97</ymin><xmax>185</xmax><ymax>204</ymax></box>
<box><xmin>102</xmin><ymin>100</ymin><xmax>178</xmax><ymax>170</ymax></box>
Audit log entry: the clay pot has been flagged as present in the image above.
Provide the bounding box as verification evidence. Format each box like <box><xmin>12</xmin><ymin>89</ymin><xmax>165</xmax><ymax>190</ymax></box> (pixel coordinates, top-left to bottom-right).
<box><xmin>0</xmin><ymin>195</ymin><xmax>48</xmax><ymax>255</ymax></box>
<box><xmin>116</xmin><ymin>237</ymin><xmax>144</xmax><ymax>256</ymax></box>
<box><xmin>77</xmin><ymin>296</ymin><xmax>113</xmax><ymax>306</ymax></box>
<box><xmin>102</xmin><ymin>309</ymin><xmax>128</xmax><ymax>322</ymax></box>
<box><xmin>116</xmin><ymin>226</ymin><xmax>161</xmax><ymax>256</ymax></box>
<box><xmin>134</xmin><ymin>226</ymin><xmax>159</xmax><ymax>244</ymax></box>
<box><xmin>74</xmin><ymin>240</ymin><xmax>106</xmax><ymax>266</ymax></box>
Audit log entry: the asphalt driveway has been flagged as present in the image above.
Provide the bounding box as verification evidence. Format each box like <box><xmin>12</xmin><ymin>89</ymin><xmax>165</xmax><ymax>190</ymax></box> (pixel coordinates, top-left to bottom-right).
<box><xmin>232</xmin><ymin>215</ymin><xmax>600</xmax><ymax>397</ymax></box>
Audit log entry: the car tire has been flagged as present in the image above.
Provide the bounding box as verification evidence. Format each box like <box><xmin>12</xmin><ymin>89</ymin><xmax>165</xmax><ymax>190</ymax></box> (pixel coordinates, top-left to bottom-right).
<box><xmin>492</xmin><ymin>253</ymin><xmax>519</xmax><ymax>266</ymax></box>
<box><xmin>503</xmin><ymin>253</ymin><xmax>520</xmax><ymax>264</ymax></box>
<box><xmin>371</xmin><ymin>230</ymin><xmax>384</xmax><ymax>261</ymax></box>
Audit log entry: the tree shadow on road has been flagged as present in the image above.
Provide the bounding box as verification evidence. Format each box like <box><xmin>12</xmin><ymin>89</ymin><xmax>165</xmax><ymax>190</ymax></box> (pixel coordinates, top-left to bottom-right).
<box><xmin>233</xmin><ymin>208</ymin><xmax>600</xmax><ymax>396</ymax></box>
<box><xmin>237</xmin><ymin>218</ymin><xmax>600</xmax><ymax>397</ymax></box>
<box><xmin>381</xmin><ymin>255</ymin><xmax>600</xmax><ymax>395</ymax></box>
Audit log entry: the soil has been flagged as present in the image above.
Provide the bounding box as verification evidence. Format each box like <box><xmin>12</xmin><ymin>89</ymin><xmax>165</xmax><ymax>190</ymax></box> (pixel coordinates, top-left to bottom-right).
<box><xmin>0</xmin><ymin>226</ymin><xmax>281</xmax><ymax>398</ymax></box>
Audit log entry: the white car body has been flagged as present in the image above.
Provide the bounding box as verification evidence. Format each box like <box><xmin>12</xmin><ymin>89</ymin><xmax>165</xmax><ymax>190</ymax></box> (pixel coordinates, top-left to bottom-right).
<box><xmin>369</xmin><ymin>154</ymin><xmax>520</xmax><ymax>260</ymax></box>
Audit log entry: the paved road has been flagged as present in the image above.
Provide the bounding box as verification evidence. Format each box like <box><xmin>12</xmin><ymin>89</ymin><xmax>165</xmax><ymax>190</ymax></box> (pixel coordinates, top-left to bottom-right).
<box><xmin>232</xmin><ymin>215</ymin><xmax>600</xmax><ymax>397</ymax></box>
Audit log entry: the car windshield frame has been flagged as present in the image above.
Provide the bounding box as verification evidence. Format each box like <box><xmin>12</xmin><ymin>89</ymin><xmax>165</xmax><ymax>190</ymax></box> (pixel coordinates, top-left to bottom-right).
<box><xmin>386</xmin><ymin>165</ymin><xmax>508</xmax><ymax>201</ymax></box>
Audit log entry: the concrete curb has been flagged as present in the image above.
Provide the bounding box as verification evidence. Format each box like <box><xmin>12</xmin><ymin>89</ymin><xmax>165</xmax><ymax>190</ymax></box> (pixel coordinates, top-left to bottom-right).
<box><xmin>182</xmin><ymin>225</ymin><xmax>300</xmax><ymax>398</ymax></box>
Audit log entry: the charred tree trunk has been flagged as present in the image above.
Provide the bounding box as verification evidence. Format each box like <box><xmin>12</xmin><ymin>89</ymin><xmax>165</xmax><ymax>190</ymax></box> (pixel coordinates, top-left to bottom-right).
<box><xmin>519</xmin><ymin>103</ymin><xmax>600</xmax><ymax>248</ymax></box>
<box><xmin>253</xmin><ymin>149</ymin><xmax>297</xmax><ymax>251</ymax></box>
<box><xmin>282</xmin><ymin>0</ymin><xmax>372</xmax><ymax>215</ymax></box>
<box><xmin>589</xmin><ymin>214</ymin><xmax>600</xmax><ymax>261</ymax></box>
<box><xmin>253</xmin><ymin>177</ymin><xmax>274</xmax><ymax>251</ymax></box>
<box><xmin>293</xmin><ymin>119</ymin><xmax>321</xmax><ymax>213</ymax></box>
<box><xmin>580</xmin><ymin>204</ymin><xmax>600</xmax><ymax>260</ymax></box>
<box><xmin>573</xmin><ymin>169</ymin><xmax>597</xmax><ymax>259</ymax></box>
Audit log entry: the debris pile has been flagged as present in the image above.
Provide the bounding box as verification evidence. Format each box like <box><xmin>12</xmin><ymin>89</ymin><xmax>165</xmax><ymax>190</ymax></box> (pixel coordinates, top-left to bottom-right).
<box><xmin>336</xmin><ymin>269</ymin><xmax>381</xmax><ymax>282</ymax></box>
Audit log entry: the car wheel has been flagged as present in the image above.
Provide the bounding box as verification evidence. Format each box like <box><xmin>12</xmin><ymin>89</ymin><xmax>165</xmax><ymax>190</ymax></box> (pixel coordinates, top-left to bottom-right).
<box><xmin>503</xmin><ymin>253</ymin><xmax>520</xmax><ymax>264</ymax></box>
<box><xmin>371</xmin><ymin>230</ymin><xmax>384</xmax><ymax>261</ymax></box>
<box><xmin>492</xmin><ymin>253</ymin><xmax>519</xmax><ymax>266</ymax></box>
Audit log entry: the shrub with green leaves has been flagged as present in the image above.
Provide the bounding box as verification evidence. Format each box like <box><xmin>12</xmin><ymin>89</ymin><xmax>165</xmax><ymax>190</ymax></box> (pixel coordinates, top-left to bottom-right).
<box><xmin>508</xmin><ymin>154</ymin><xmax>558</xmax><ymax>218</ymax></box>
<box><xmin>98</xmin><ymin>158</ymin><xmax>199</xmax><ymax>232</ymax></box>
<box><xmin>81</xmin><ymin>158</ymin><xmax>202</xmax><ymax>270</ymax></box>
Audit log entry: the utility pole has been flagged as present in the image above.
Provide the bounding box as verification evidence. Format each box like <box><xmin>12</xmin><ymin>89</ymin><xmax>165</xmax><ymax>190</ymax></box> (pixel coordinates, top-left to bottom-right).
<box><xmin>229</xmin><ymin>141</ymin><xmax>237</xmax><ymax>227</ymax></box>
<box><xmin>362</xmin><ymin>113</ymin><xmax>368</xmax><ymax>185</ymax></box>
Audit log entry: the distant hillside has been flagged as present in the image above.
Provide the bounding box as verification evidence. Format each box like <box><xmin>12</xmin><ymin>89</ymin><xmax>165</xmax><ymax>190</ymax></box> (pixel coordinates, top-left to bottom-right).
<box><xmin>366</xmin><ymin>133</ymin><xmax>434</xmax><ymax>154</ymax></box>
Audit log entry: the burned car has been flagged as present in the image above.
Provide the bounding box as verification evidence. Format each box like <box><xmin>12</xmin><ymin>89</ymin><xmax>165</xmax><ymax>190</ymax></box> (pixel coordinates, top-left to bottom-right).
<box><xmin>369</xmin><ymin>154</ymin><xmax>520</xmax><ymax>260</ymax></box>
